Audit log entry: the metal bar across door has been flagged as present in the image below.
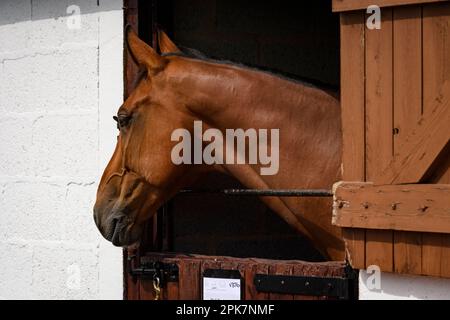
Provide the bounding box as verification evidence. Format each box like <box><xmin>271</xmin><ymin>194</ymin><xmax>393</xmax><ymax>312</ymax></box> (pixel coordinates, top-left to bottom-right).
<box><xmin>177</xmin><ymin>189</ymin><xmax>333</xmax><ymax>197</ymax></box>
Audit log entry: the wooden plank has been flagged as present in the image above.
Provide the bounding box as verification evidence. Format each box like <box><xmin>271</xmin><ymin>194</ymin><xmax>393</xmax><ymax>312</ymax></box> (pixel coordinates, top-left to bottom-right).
<box><xmin>392</xmin><ymin>6</ymin><xmax>424</xmax><ymax>275</ymax></box>
<box><xmin>422</xmin><ymin>233</ymin><xmax>443</xmax><ymax>276</ymax></box>
<box><xmin>393</xmin><ymin>6</ymin><xmax>422</xmax><ymax>150</ymax></box>
<box><xmin>268</xmin><ymin>263</ymin><xmax>294</xmax><ymax>300</ymax></box>
<box><xmin>139</xmin><ymin>278</ymin><xmax>156</xmax><ymax>300</ymax></box>
<box><xmin>377</xmin><ymin>3</ymin><xmax>450</xmax><ymax>184</ymax></box>
<box><xmin>333</xmin><ymin>182</ymin><xmax>450</xmax><ymax>233</ymax></box>
<box><xmin>166</xmin><ymin>277</ymin><xmax>179</xmax><ymax>300</ymax></box>
<box><xmin>436</xmin><ymin>161</ymin><xmax>450</xmax><ymax>278</ymax></box>
<box><xmin>365</xmin><ymin>8</ymin><xmax>394</xmax><ymax>272</ymax></box>
<box><xmin>365</xmin><ymin>230</ymin><xmax>394</xmax><ymax>272</ymax></box>
<box><xmin>375</xmin><ymin>81</ymin><xmax>450</xmax><ymax>184</ymax></box>
<box><xmin>423</xmin><ymin>2</ymin><xmax>450</xmax><ymax>113</ymax></box>
<box><xmin>124</xmin><ymin>248</ymin><xmax>140</xmax><ymax>300</ymax></box>
<box><xmin>365</xmin><ymin>8</ymin><xmax>394</xmax><ymax>180</ymax></box>
<box><xmin>423</xmin><ymin>2</ymin><xmax>450</xmax><ymax>184</ymax></box>
<box><xmin>441</xmin><ymin>235</ymin><xmax>450</xmax><ymax>277</ymax></box>
<box><xmin>244</xmin><ymin>263</ymin><xmax>258</xmax><ymax>300</ymax></box>
<box><xmin>437</xmin><ymin>164</ymin><xmax>450</xmax><ymax>278</ymax></box>
<box><xmin>339</xmin><ymin>11</ymin><xmax>366</xmax><ymax>269</ymax></box>
<box><xmin>126</xmin><ymin>275</ymin><xmax>140</xmax><ymax>300</ymax></box>
<box><xmin>332</xmin><ymin>0</ymin><xmax>449</xmax><ymax>12</ymax></box>
<box><xmin>250</xmin><ymin>263</ymin><xmax>270</xmax><ymax>300</ymax></box>
<box><xmin>421</xmin><ymin>3</ymin><xmax>450</xmax><ymax>279</ymax></box>
<box><xmin>341</xmin><ymin>11</ymin><xmax>366</xmax><ymax>181</ymax></box>
<box><xmin>342</xmin><ymin>228</ymin><xmax>366</xmax><ymax>269</ymax></box>
<box><xmin>394</xmin><ymin>232</ymin><xmax>422</xmax><ymax>274</ymax></box>
<box><xmin>178</xmin><ymin>259</ymin><xmax>201</xmax><ymax>300</ymax></box>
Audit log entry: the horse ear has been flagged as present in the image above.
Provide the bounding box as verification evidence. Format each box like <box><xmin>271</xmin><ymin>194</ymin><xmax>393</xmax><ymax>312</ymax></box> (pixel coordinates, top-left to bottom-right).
<box><xmin>126</xmin><ymin>25</ymin><xmax>166</xmax><ymax>73</ymax></box>
<box><xmin>158</xmin><ymin>30</ymin><xmax>181</xmax><ymax>54</ymax></box>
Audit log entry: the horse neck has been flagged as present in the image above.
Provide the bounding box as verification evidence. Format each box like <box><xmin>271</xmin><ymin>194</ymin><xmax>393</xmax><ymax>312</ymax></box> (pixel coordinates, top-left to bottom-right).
<box><xmin>172</xmin><ymin>59</ymin><xmax>342</xmax><ymax>189</ymax></box>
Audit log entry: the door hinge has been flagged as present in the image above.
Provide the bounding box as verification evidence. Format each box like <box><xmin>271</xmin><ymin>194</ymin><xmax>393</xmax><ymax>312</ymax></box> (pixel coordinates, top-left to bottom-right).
<box><xmin>254</xmin><ymin>265</ymin><xmax>357</xmax><ymax>299</ymax></box>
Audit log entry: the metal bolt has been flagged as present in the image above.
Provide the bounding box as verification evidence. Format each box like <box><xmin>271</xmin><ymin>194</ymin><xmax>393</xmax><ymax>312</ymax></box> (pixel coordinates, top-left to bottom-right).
<box><xmin>305</xmin><ymin>281</ymin><xmax>310</xmax><ymax>286</ymax></box>
<box><xmin>281</xmin><ymin>280</ymin><xmax>285</xmax><ymax>285</ymax></box>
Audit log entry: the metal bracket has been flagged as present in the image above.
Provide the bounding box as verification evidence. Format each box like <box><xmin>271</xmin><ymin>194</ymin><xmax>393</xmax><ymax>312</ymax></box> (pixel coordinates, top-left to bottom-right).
<box><xmin>254</xmin><ymin>265</ymin><xmax>357</xmax><ymax>299</ymax></box>
<box><xmin>129</xmin><ymin>260</ymin><xmax>179</xmax><ymax>285</ymax></box>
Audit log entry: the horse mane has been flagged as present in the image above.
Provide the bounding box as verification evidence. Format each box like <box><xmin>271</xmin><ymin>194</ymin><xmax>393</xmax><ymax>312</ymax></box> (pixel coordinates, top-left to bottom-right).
<box><xmin>161</xmin><ymin>46</ymin><xmax>339</xmax><ymax>93</ymax></box>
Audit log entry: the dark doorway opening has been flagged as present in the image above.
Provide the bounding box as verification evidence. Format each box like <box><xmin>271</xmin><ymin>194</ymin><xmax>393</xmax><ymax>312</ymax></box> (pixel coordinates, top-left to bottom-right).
<box><xmin>135</xmin><ymin>0</ymin><xmax>339</xmax><ymax>261</ymax></box>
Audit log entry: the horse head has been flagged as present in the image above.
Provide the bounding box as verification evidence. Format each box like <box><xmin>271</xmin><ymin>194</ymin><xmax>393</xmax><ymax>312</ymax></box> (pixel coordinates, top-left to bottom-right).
<box><xmin>94</xmin><ymin>27</ymin><xmax>344</xmax><ymax>260</ymax></box>
<box><xmin>94</xmin><ymin>27</ymin><xmax>206</xmax><ymax>246</ymax></box>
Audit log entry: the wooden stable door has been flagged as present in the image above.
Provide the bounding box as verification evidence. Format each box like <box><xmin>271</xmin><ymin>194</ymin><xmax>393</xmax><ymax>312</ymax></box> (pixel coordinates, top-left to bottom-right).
<box><xmin>126</xmin><ymin>253</ymin><xmax>356</xmax><ymax>300</ymax></box>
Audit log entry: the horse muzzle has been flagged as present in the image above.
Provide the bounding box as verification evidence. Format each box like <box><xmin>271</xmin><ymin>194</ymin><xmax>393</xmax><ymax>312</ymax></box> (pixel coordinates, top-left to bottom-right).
<box><xmin>93</xmin><ymin>205</ymin><xmax>138</xmax><ymax>247</ymax></box>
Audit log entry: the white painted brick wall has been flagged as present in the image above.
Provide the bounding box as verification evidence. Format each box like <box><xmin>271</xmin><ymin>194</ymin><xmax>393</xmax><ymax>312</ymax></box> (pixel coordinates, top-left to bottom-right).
<box><xmin>359</xmin><ymin>271</ymin><xmax>450</xmax><ymax>300</ymax></box>
<box><xmin>0</xmin><ymin>0</ymin><xmax>123</xmax><ymax>299</ymax></box>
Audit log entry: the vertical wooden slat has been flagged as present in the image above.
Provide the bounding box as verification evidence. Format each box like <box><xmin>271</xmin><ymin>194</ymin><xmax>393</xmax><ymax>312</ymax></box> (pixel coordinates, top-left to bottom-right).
<box><xmin>422</xmin><ymin>233</ymin><xmax>442</xmax><ymax>276</ymax></box>
<box><xmin>365</xmin><ymin>8</ymin><xmax>394</xmax><ymax>272</ymax></box>
<box><xmin>124</xmin><ymin>249</ymin><xmax>140</xmax><ymax>300</ymax></box>
<box><xmin>392</xmin><ymin>6</ymin><xmax>423</xmax><ymax>275</ymax></box>
<box><xmin>422</xmin><ymin>3</ymin><xmax>450</xmax><ymax>277</ymax></box>
<box><xmin>393</xmin><ymin>6</ymin><xmax>422</xmax><ymax>145</ymax></box>
<box><xmin>340</xmin><ymin>11</ymin><xmax>366</xmax><ymax>269</ymax></box>
<box><xmin>342</xmin><ymin>228</ymin><xmax>366</xmax><ymax>269</ymax></box>
<box><xmin>268</xmin><ymin>263</ymin><xmax>294</xmax><ymax>300</ymax></box>
<box><xmin>365</xmin><ymin>10</ymin><xmax>394</xmax><ymax>179</ymax></box>
<box><xmin>437</xmin><ymin>167</ymin><xmax>450</xmax><ymax>277</ymax></box>
<box><xmin>394</xmin><ymin>232</ymin><xmax>422</xmax><ymax>274</ymax></box>
<box><xmin>178</xmin><ymin>259</ymin><xmax>201</xmax><ymax>300</ymax></box>
<box><xmin>423</xmin><ymin>3</ymin><xmax>450</xmax><ymax>115</ymax></box>
<box><xmin>365</xmin><ymin>230</ymin><xmax>394</xmax><ymax>272</ymax></box>
<box><xmin>139</xmin><ymin>279</ymin><xmax>156</xmax><ymax>300</ymax></box>
<box><xmin>244</xmin><ymin>263</ymin><xmax>258</xmax><ymax>300</ymax></box>
<box><xmin>126</xmin><ymin>276</ymin><xmax>140</xmax><ymax>300</ymax></box>
<box><xmin>340</xmin><ymin>9</ymin><xmax>366</xmax><ymax>180</ymax></box>
<box><xmin>248</xmin><ymin>263</ymin><xmax>269</xmax><ymax>300</ymax></box>
<box><xmin>441</xmin><ymin>236</ymin><xmax>450</xmax><ymax>278</ymax></box>
<box><xmin>166</xmin><ymin>282</ymin><xmax>179</xmax><ymax>300</ymax></box>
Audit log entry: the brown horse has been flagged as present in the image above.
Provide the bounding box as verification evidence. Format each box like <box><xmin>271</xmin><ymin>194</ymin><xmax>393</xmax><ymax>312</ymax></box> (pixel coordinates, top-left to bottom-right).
<box><xmin>94</xmin><ymin>27</ymin><xmax>344</xmax><ymax>261</ymax></box>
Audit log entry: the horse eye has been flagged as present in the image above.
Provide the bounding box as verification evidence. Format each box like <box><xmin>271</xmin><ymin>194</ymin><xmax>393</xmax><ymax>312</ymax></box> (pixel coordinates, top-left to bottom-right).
<box><xmin>114</xmin><ymin>114</ymin><xmax>131</xmax><ymax>129</ymax></box>
<box><xmin>112</xmin><ymin>116</ymin><xmax>120</xmax><ymax>130</ymax></box>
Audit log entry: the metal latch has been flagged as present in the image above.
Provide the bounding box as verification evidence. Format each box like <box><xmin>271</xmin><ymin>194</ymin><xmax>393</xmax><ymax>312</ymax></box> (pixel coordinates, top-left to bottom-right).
<box><xmin>129</xmin><ymin>260</ymin><xmax>179</xmax><ymax>285</ymax></box>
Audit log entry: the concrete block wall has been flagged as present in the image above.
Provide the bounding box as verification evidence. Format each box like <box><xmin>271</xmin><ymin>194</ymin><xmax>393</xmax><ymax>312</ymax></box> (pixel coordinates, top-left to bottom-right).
<box><xmin>0</xmin><ymin>0</ymin><xmax>123</xmax><ymax>299</ymax></box>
